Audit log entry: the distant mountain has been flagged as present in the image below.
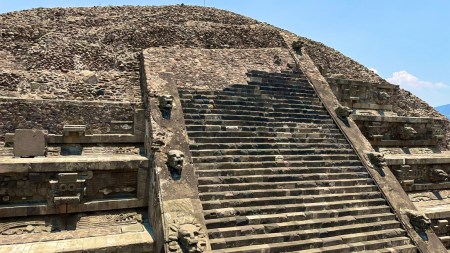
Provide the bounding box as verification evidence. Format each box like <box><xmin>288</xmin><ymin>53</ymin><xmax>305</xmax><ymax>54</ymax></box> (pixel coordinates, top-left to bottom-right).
<box><xmin>436</xmin><ymin>104</ymin><xmax>450</xmax><ymax>119</ymax></box>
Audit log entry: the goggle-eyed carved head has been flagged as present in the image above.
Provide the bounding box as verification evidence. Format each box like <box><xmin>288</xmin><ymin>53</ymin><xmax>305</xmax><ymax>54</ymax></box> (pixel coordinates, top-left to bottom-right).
<box><xmin>159</xmin><ymin>95</ymin><xmax>174</xmax><ymax>109</ymax></box>
<box><xmin>167</xmin><ymin>150</ymin><xmax>185</xmax><ymax>172</ymax></box>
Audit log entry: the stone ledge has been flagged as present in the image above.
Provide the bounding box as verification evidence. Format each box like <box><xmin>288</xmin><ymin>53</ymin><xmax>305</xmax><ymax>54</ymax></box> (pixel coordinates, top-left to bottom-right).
<box><xmin>0</xmin><ymin>229</ymin><xmax>154</xmax><ymax>253</ymax></box>
<box><xmin>0</xmin><ymin>154</ymin><xmax>148</xmax><ymax>173</ymax></box>
<box><xmin>0</xmin><ymin>96</ymin><xmax>141</xmax><ymax>105</ymax></box>
<box><xmin>352</xmin><ymin>114</ymin><xmax>440</xmax><ymax>123</ymax></box>
<box><xmin>371</xmin><ymin>139</ymin><xmax>438</xmax><ymax>147</ymax></box>
<box><xmin>385</xmin><ymin>153</ymin><xmax>450</xmax><ymax>165</ymax></box>
<box><xmin>351</xmin><ymin>103</ymin><xmax>393</xmax><ymax>111</ymax></box>
<box><xmin>0</xmin><ymin>198</ymin><xmax>146</xmax><ymax>218</ymax></box>
<box><xmin>6</xmin><ymin>133</ymin><xmax>144</xmax><ymax>144</ymax></box>
<box><xmin>326</xmin><ymin>78</ymin><xmax>396</xmax><ymax>89</ymax></box>
<box><xmin>415</xmin><ymin>201</ymin><xmax>450</xmax><ymax>220</ymax></box>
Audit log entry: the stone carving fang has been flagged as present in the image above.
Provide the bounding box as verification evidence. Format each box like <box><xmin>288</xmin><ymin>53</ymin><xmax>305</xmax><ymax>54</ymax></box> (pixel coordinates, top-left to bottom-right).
<box><xmin>167</xmin><ymin>150</ymin><xmax>185</xmax><ymax>180</ymax></box>
<box><xmin>159</xmin><ymin>95</ymin><xmax>175</xmax><ymax>120</ymax></box>
<box><xmin>167</xmin><ymin>215</ymin><xmax>207</xmax><ymax>253</ymax></box>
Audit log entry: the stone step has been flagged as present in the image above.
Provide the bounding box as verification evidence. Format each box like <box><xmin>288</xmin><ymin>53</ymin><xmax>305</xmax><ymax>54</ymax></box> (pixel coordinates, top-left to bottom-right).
<box><xmin>182</xmin><ymin>108</ymin><xmax>329</xmax><ymax>117</ymax></box>
<box><xmin>196</xmin><ymin>166</ymin><xmax>365</xmax><ymax>177</ymax></box>
<box><xmin>181</xmin><ymin>92</ymin><xmax>320</xmax><ymax>103</ymax></box>
<box><xmin>183</xmin><ymin>113</ymin><xmax>332</xmax><ymax>121</ymax></box>
<box><xmin>358</xmin><ymin>244</ymin><xmax>417</xmax><ymax>253</ymax></box>
<box><xmin>199</xmin><ymin>178</ymin><xmax>375</xmax><ymax>193</ymax></box>
<box><xmin>195</xmin><ymin>160</ymin><xmax>362</xmax><ymax>170</ymax></box>
<box><xmin>187</xmin><ymin>131</ymin><xmax>341</xmax><ymax>138</ymax></box>
<box><xmin>199</xmin><ymin>172</ymin><xmax>368</xmax><ymax>185</ymax></box>
<box><xmin>205</xmin><ymin>205</ymin><xmax>391</xmax><ymax>229</ymax></box>
<box><xmin>180</xmin><ymin>97</ymin><xmax>322</xmax><ymax>107</ymax></box>
<box><xmin>246</xmin><ymin>78</ymin><xmax>310</xmax><ymax>84</ymax></box>
<box><xmin>180</xmin><ymin>94</ymin><xmax>321</xmax><ymax>104</ymax></box>
<box><xmin>210</xmin><ymin>227</ymin><xmax>406</xmax><ymax>251</ymax></box>
<box><xmin>247</xmin><ymin>70</ymin><xmax>307</xmax><ymax>78</ymax></box>
<box><xmin>189</xmin><ymin>142</ymin><xmax>352</xmax><ymax>151</ymax></box>
<box><xmin>248</xmin><ymin>77</ymin><xmax>310</xmax><ymax>85</ymax></box>
<box><xmin>203</xmin><ymin>198</ymin><xmax>387</xmax><ymax>219</ymax></box>
<box><xmin>221</xmin><ymin>88</ymin><xmax>318</xmax><ymax>98</ymax></box>
<box><xmin>181</xmin><ymin>102</ymin><xmax>326</xmax><ymax>112</ymax></box>
<box><xmin>191</xmin><ymin>147</ymin><xmax>354</xmax><ymax>157</ymax></box>
<box><xmin>184</xmin><ymin>119</ymin><xmax>336</xmax><ymax>127</ymax></box>
<box><xmin>200</xmin><ymin>185</ymin><xmax>379</xmax><ymax>201</ymax></box>
<box><xmin>290</xmin><ymin>237</ymin><xmax>416</xmax><ymax>253</ymax></box>
<box><xmin>248</xmin><ymin>69</ymin><xmax>305</xmax><ymax>76</ymax></box>
<box><xmin>300</xmin><ymin>245</ymin><xmax>417</xmax><ymax>253</ymax></box>
<box><xmin>248</xmin><ymin>69</ymin><xmax>305</xmax><ymax>75</ymax></box>
<box><xmin>179</xmin><ymin>88</ymin><xmax>317</xmax><ymax>99</ymax></box>
<box><xmin>186</xmin><ymin>124</ymin><xmax>339</xmax><ymax>132</ymax></box>
<box><xmin>207</xmin><ymin>213</ymin><xmax>397</xmax><ymax>238</ymax></box>
<box><xmin>187</xmin><ymin>131</ymin><xmax>277</xmax><ymax>138</ymax></box>
<box><xmin>192</xmin><ymin>154</ymin><xmax>359</xmax><ymax>164</ymax></box>
<box><xmin>190</xmin><ymin>134</ymin><xmax>347</xmax><ymax>144</ymax></box>
<box><xmin>247</xmin><ymin>77</ymin><xmax>310</xmax><ymax>85</ymax></box>
<box><xmin>201</xmin><ymin>191</ymin><xmax>381</xmax><ymax>210</ymax></box>
<box><xmin>247</xmin><ymin>83</ymin><xmax>315</xmax><ymax>93</ymax></box>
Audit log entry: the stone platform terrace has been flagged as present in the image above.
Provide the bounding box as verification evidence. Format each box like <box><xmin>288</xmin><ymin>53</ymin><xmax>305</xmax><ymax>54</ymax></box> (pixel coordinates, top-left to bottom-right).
<box><xmin>327</xmin><ymin>73</ymin><xmax>450</xmax><ymax>249</ymax></box>
<box><xmin>0</xmin><ymin>102</ymin><xmax>152</xmax><ymax>252</ymax></box>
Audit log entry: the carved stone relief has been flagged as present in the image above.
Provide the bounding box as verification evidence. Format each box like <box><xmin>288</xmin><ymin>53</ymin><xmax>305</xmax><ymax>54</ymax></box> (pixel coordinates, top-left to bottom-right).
<box><xmin>367</xmin><ymin>152</ymin><xmax>387</xmax><ymax>168</ymax></box>
<box><xmin>0</xmin><ymin>221</ymin><xmax>51</xmax><ymax>235</ymax></box>
<box><xmin>393</xmin><ymin>164</ymin><xmax>450</xmax><ymax>186</ymax></box>
<box><xmin>167</xmin><ymin>150</ymin><xmax>185</xmax><ymax>180</ymax></box>
<box><xmin>76</xmin><ymin>211</ymin><xmax>143</xmax><ymax>229</ymax></box>
<box><xmin>356</xmin><ymin>121</ymin><xmax>436</xmax><ymax>142</ymax></box>
<box><xmin>335</xmin><ymin>105</ymin><xmax>352</xmax><ymax>118</ymax></box>
<box><xmin>159</xmin><ymin>95</ymin><xmax>174</xmax><ymax>120</ymax></box>
<box><xmin>49</xmin><ymin>173</ymin><xmax>86</xmax><ymax>206</ymax></box>
<box><xmin>328</xmin><ymin>79</ymin><xmax>395</xmax><ymax>106</ymax></box>
<box><xmin>167</xmin><ymin>214</ymin><xmax>207</xmax><ymax>253</ymax></box>
<box><xmin>429</xmin><ymin>168</ymin><xmax>449</xmax><ymax>183</ymax></box>
<box><xmin>400</xmin><ymin>126</ymin><xmax>418</xmax><ymax>140</ymax></box>
<box><xmin>409</xmin><ymin>190</ymin><xmax>450</xmax><ymax>202</ymax></box>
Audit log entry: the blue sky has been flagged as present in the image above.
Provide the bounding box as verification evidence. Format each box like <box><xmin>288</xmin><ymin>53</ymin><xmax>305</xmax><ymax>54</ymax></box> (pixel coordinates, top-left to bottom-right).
<box><xmin>1</xmin><ymin>0</ymin><xmax>449</xmax><ymax>106</ymax></box>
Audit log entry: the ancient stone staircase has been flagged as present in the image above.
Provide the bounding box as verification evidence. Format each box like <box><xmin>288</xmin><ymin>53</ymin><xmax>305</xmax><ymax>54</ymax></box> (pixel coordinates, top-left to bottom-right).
<box><xmin>178</xmin><ymin>70</ymin><xmax>417</xmax><ymax>252</ymax></box>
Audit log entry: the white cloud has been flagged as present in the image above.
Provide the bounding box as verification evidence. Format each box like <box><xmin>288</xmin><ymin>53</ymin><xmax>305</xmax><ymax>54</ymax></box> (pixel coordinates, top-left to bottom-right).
<box><xmin>369</xmin><ymin>68</ymin><xmax>378</xmax><ymax>74</ymax></box>
<box><xmin>387</xmin><ymin>70</ymin><xmax>448</xmax><ymax>89</ymax></box>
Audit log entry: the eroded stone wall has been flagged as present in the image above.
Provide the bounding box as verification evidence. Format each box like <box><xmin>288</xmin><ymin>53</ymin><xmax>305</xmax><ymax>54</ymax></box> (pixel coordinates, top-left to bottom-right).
<box><xmin>143</xmin><ymin>47</ymin><xmax>294</xmax><ymax>92</ymax></box>
<box><xmin>0</xmin><ymin>70</ymin><xmax>141</xmax><ymax>102</ymax></box>
<box><xmin>0</xmin><ymin>98</ymin><xmax>138</xmax><ymax>141</ymax></box>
